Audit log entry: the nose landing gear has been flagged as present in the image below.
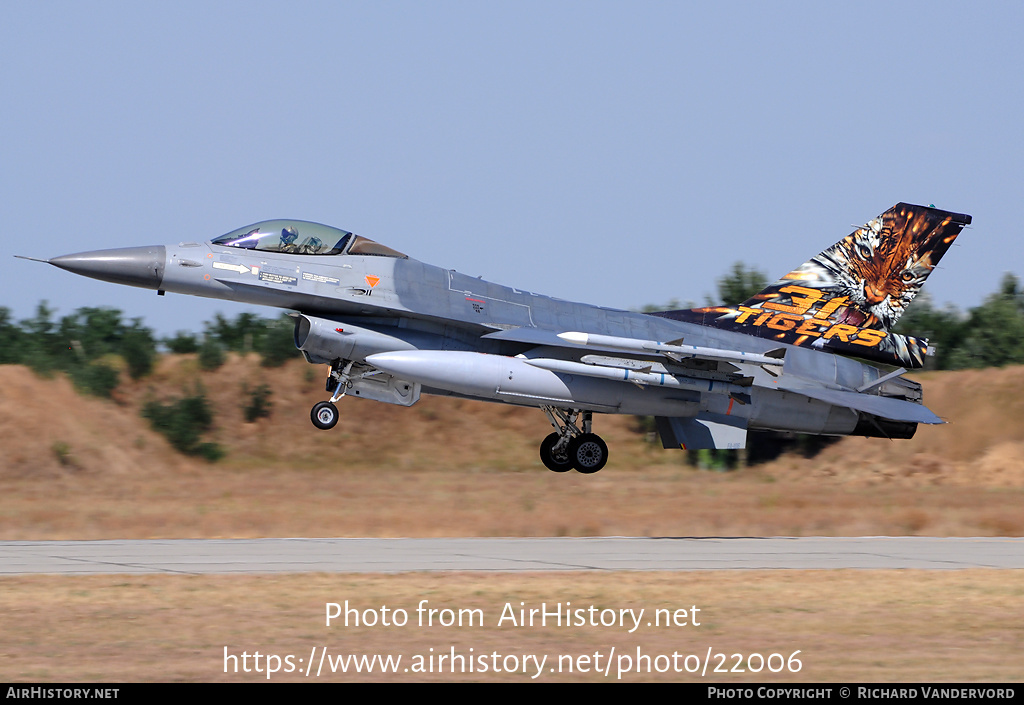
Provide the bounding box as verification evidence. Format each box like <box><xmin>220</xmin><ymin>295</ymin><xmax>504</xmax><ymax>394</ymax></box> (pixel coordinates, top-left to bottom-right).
<box><xmin>311</xmin><ymin>400</ymin><xmax>339</xmax><ymax>430</ymax></box>
<box><xmin>310</xmin><ymin>361</ymin><xmax>353</xmax><ymax>431</ymax></box>
<box><xmin>540</xmin><ymin>407</ymin><xmax>608</xmax><ymax>473</ymax></box>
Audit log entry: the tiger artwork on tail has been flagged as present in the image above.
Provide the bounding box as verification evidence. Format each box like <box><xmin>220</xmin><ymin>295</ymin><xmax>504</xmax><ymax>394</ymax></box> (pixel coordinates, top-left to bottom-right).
<box><xmin>655</xmin><ymin>203</ymin><xmax>972</xmax><ymax>368</ymax></box>
<box><xmin>778</xmin><ymin>206</ymin><xmax>954</xmax><ymax>331</ymax></box>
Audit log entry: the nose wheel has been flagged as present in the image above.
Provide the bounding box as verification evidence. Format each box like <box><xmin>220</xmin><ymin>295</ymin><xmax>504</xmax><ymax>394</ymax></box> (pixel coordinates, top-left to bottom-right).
<box><xmin>311</xmin><ymin>401</ymin><xmax>339</xmax><ymax>430</ymax></box>
<box><xmin>310</xmin><ymin>361</ymin><xmax>354</xmax><ymax>431</ymax></box>
<box><xmin>539</xmin><ymin>407</ymin><xmax>608</xmax><ymax>473</ymax></box>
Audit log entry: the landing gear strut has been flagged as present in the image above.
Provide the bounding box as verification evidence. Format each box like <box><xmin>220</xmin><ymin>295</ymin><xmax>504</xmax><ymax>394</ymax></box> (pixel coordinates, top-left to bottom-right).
<box><xmin>539</xmin><ymin>407</ymin><xmax>609</xmax><ymax>473</ymax></box>
<box><xmin>309</xmin><ymin>361</ymin><xmax>354</xmax><ymax>431</ymax></box>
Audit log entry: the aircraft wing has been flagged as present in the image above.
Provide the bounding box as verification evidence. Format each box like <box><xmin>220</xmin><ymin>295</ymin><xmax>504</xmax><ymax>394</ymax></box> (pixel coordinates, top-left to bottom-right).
<box><xmin>484</xmin><ymin>327</ymin><xmax>940</xmax><ymax>424</ymax></box>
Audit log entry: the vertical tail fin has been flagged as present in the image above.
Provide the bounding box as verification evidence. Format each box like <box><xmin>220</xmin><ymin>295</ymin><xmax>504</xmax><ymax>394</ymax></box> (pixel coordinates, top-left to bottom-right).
<box><xmin>739</xmin><ymin>202</ymin><xmax>971</xmax><ymax>331</ymax></box>
<box><xmin>655</xmin><ymin>203</ymin><xmax>971</xmax><ymax>368</ymax></box>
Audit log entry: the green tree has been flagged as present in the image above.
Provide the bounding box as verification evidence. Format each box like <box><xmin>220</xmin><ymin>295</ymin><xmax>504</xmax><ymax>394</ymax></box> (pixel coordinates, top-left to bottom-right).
<box><xmin>72</xmin><ymin>361</ymin><xmax>120</xmax><ymax>398</ymax></box>
<box><xmin>163</xmin><ymin>331</ymin><xmax>199</xmax><ymax>354</ymax></box>
<box><xmin>121</xmin><ymin>324</ymin><xmax>156</xmax><ymax>380</ymax></box>
<box><xmin>946</xmin><ymin>273</ymin><xmax>1024</xmax><ymax>369</ymax></box>
<box><xmin>0</xmin><ymin>308</ymin><xmax>25</xmax><ymax>364</ymax></box>
<box><xmin>58</xmin><ymin>307</ymin><xmax>123</xmax><ymax>359</ymax></box>
<box><xmin>256</xmin><ymin>314</ymin><xmax>300</xmax><ymax>368</ymax></box>
<box><xmin>711</xmin><ymin>262</ymin><xmax>768</xmax><ymax>306</ymax></box>
<box><xmin>242</xmin><ymin>382</ymin><xmax>274</xmax><ymax>422</ymax></box>
<box><xmin>892</xmin><ymin>292</ymin><xmax>966</xmax><ymax>370</ymax></box>
<box><xmin>200</xmin><ymin>311</ymin><xmax>299</xmax><ymax>367</ymax></box>
<box><xmin>197</xmin><ymin>334</ymin><xmax>226</xmax><ymax>371</ymax></box>
<box><xmin>19</xmin><ymin>302</ymin><xmax>62</xmax><ymax>374</ymax></box>
<box><xmin>142</xmin><ymin>385</ymin><xmax>223</xmax><ymax>461</ymax></box>
<box><xmin>205</xmin><ymin>312</ymin><xmax>263</xmax><ymax>352</ymax></box>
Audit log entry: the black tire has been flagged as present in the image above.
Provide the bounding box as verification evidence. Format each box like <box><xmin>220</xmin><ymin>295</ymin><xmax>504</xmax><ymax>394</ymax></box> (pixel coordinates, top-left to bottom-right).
<box><xmin>539</xmin><ymin>432</ymin><xmax>573</xmax><ymax>473</ymax></box>
<box><xmin>310</xmin><ymin>401</ymin><xmax>339</xmax><ymax>430</ymax></box>
<box><xmin>569</xmin><ymin>433</ymin><xmax>608</xmax><ymax>473</ymax></box>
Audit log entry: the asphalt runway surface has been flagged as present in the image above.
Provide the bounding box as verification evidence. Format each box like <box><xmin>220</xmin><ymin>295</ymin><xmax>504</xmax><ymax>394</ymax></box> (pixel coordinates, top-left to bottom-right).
<box><xmin>1</xmin><ymin>537</ymin><xmax>1022</xmax><ymax>575</ymax></box>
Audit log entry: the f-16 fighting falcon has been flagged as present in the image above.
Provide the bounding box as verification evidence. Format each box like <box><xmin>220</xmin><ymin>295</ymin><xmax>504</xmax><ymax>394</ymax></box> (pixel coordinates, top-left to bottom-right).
<box><xmin>23</xmin><ymin>202</ymin><xmax>971</xmax><ymax>473</ymax></box>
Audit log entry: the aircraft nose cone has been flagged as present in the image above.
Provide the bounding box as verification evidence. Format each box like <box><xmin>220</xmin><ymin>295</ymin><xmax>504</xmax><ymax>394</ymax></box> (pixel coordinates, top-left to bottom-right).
<box><xmin>49</xmin><ymin>245</ymin><xmax>166</xmax><ymax>290</ymax></box>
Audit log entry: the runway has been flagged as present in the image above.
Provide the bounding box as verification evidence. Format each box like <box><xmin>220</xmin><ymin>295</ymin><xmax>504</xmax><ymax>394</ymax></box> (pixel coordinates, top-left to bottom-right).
<box><xmin>1</xmin><ymin>537</ymin><xmax>1022</xmax><ymax>575</ymax></box>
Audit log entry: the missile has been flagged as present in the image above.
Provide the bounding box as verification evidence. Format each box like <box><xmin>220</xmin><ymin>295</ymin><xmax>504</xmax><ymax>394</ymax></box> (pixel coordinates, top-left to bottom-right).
<box><xmin>520</xmin><ymin>356</ymin><xmax>754</xmax><ymax>400</ymax></box>
<box><xmin>557</xmin><ymin>331</ymin><xmax>785</xmax><ymax>367</ymax></box>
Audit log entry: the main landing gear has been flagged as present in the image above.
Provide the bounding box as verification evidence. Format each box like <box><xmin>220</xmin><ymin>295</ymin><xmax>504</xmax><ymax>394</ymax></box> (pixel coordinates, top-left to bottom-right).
<box><xmin>539</xmin><ymin>407</ymin><xmax>609</xmax><ymax>474</ymax></box>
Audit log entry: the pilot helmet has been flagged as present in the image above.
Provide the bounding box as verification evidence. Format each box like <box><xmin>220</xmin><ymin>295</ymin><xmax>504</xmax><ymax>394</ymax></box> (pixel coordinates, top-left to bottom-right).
<box><xmin>281</xmin><ymin>227</ymin><xmax>298</xmax><ymax>245</ymax></box>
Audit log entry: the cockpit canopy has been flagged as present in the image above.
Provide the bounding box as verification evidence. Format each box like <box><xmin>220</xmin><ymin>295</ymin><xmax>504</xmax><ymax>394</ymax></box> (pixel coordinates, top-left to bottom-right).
<box><xmin>211</xmin><ymin>220</ymin><xmax>407</xmax><ymax>258</ymax></box>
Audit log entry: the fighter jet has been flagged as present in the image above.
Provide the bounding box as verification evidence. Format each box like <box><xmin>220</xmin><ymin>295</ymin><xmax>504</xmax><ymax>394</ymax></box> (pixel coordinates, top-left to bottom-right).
<box><xmin>27</xmin><ymin>202</ymin><xmax>971</xmax><ymax>473</ymax></box>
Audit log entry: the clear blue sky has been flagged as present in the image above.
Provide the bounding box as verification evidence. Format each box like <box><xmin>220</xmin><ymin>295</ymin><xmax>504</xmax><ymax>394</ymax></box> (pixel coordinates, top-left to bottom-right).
<box><xmin>2</xmin><ymin>2</ymin><xmax>1019</xmax><ymax>335</ymax></box>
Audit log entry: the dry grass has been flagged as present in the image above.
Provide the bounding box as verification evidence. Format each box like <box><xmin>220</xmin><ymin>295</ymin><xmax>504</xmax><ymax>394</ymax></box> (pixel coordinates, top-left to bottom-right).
<box><xmin>4</xmin><ymin>467</ymin><xmax>1024</xmax><ymax>540</ymax></box>
<box><xmin>2</xmin><ymin>570</ymin><xmax>1022</xmax><ymax>682</ymax></box>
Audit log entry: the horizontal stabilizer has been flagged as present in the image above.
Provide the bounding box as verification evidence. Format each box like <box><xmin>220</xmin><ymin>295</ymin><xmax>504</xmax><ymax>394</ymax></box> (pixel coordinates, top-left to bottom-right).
<box><xmin>777</xmin><ymin>382</ymin><xmax>943</xmax><ymax>424</ymax></box>
<box><xmin>655</xmin><ymin>413</ymin><xmax>748</xmax><ymax>450</ymax></box>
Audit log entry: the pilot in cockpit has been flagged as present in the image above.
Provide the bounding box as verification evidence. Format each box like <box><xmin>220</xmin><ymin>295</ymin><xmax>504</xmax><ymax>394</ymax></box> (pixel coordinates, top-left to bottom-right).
<box><xmin>279</xmin><ymin>227</ymin><xmax>299</xmax><ymax>253</ymax></box>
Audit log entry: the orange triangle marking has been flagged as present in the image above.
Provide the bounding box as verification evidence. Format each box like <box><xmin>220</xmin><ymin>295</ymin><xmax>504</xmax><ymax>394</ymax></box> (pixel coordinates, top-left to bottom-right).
<box><xmin>365</xmin><ymin>275</ymin><xmax>380</xmax><ymax>288</ymax></box>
